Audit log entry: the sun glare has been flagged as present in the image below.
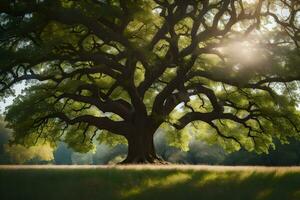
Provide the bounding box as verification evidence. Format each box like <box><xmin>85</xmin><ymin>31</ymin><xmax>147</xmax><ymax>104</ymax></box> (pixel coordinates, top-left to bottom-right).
<box><xmin>244</xmin><ymin>0</ymin><xmax>257</xmax><ymax>4</ymax></box>
<box><xmin>218</xmin><ymin>39</ymin><xmax>267</xmax><ymax>67</ymax></box>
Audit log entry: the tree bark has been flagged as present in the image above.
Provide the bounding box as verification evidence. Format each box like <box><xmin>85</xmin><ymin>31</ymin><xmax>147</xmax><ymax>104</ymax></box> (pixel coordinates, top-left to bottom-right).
<box><xmin>120</xmin><ymin>128</ymin><xmax>166</xmax><ymax>164</ymax></box>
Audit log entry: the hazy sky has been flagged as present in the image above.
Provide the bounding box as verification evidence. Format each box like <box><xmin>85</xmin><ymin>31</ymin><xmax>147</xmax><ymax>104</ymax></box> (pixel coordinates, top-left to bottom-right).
<box><xmin>0</xmin><ymin>83</ymin><xmax>25</xmax><ymax>114</ymax></box>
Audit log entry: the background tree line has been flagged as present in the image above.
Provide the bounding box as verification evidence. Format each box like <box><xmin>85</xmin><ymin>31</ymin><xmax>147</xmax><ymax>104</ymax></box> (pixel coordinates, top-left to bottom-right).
<box><xmin>1</xmin><ymin>117</ymin><xmax>299</xmax><ymax>165</ymax></box>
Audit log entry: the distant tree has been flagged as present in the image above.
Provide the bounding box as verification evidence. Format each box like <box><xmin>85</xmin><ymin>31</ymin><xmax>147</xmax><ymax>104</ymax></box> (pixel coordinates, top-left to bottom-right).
<box><xmin>0</xmin><ymin>117</ymin><xmax>54</xmax><ymax>164</ymax></box>
<box><xmin>54</xmin><ymin>142</ymin><xmax>73</xmax><ymax>165</ymax></box>
<box><xmin>187</xmin><ymin>140</ymin><xmax>226</xmax><ymax>164</ymax></box>
<box><xmin>1</xmin><ymin>0</ymin><xmax>300</xmax><ymax>163</ymax></box>
<box><xmin>0</xmin><ymin>116</ymin><xmax>11</xmax><ymax>163</ymax></box>
<box><xmin>223</xmin><ymin>139</ymin><xmax>300</xmax><ymax>166</ymax></box>
<box><xmin>92</xmin><ymin>144</ymin><xmax>127</xmax><ymax>164</ymax></box>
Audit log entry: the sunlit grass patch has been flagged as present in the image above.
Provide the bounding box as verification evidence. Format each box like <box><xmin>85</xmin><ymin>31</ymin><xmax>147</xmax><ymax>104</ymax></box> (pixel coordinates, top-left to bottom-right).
<box><xmin>122</xmin><ymin>172</ymin><xmax>191</xmax><ymax>197</ymax></box>
<box><xmin>195</xmin><ymin>172</ymin><xmax>231</xmax><ymax>187</ymax></box>
<box><xmin>256</xmin><ymin>188</ymin><xmax>273</xmax><ymax>200</ymax></box>
<box><xmin>293</xmin><ymin>190</ymin><xmax>300</xmax><ymax>199</ymax></box>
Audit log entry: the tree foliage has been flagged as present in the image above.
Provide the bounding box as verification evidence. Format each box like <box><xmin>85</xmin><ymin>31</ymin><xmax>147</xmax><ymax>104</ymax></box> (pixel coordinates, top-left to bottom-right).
<box><xmin>0</xmin><ymin>0</ymin><xmax>300</xmax><ymax>163</ymax></box>
<box><xmin>0</xmin><ymin>116</ymin><xmax>54</xmax><ymax>163</ymax></box>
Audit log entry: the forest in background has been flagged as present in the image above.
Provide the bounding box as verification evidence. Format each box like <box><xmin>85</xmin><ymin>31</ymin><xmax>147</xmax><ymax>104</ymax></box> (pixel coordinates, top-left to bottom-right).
<box><xmin>1</xmin><ymin>116</ymin><xmax>300</xmax><ymax>165</ymax></box>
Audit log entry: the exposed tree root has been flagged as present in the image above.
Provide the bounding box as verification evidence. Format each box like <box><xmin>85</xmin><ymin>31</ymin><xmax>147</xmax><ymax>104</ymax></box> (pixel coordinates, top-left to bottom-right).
<box><xmin>118</xmin><ymin>154</ymin><xmax>169</xmax><ymax>165</ymax></box>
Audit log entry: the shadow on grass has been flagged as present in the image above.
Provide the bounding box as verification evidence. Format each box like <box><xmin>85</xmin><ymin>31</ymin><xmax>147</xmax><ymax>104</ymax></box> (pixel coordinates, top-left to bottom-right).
<box><xmin>0</xmin><ymin>168</ymin><xmax>300</xmax><ymax>200</ymax></box>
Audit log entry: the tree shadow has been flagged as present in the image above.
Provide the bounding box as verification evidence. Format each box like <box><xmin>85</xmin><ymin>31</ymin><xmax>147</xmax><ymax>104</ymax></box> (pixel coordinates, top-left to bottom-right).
<box><xmin>119</xmin><ymin>169</ymin><xmax>300</xmax><ymax>200</ymax></box>
<box><xmin>1</xmin><ymin>168</ymin><xmax>300</xmax><ymax>200</ymax></box>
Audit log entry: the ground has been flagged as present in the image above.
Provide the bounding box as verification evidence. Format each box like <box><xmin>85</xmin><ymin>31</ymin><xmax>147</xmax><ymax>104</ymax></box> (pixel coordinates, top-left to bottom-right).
<box><xmin>0</xmin><ymin>165</ymin><xmax>300</xmax><ymax>200</ymax></box>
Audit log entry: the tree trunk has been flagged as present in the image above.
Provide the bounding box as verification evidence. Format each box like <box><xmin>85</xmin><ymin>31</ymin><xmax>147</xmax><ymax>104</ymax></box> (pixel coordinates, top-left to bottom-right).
<box><xmin>120</xmin><ymin>129</ymin><xmax>166</xmax><ymax>164</ymax></box>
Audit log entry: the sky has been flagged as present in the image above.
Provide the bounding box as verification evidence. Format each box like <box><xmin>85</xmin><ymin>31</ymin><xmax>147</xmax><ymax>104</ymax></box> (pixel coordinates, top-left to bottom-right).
<box><xmin>0</xmin><ymin>83</ymin><xmax>25</xmax><ymax>114</ymax></box>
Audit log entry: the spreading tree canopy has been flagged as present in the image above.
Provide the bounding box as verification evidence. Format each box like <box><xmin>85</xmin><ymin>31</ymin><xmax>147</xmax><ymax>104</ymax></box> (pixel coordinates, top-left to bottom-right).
<box><xmin>0</xmin><ymin>0</ymin><xmax>300</xmax><ymax>163</ymax></box>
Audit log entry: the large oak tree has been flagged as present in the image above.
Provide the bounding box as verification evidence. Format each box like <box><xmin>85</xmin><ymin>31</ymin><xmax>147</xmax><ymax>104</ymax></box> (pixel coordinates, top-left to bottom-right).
<box><xmin>0</xmin><ymin>0</ymin><xmax>300</xmax><ymax>163</ymax></box>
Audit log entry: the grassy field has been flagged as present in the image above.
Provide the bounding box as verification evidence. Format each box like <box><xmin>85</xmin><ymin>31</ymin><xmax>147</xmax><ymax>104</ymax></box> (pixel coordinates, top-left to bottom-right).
<box><xmin>0</xmin><ymin>165</ymin><xmax>300</xmax><ymax>200</ymax></box>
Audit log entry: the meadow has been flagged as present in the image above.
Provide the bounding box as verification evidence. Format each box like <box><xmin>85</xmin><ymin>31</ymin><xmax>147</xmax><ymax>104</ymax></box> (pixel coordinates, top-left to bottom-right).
<box><xmin>0</xmin><ymin>165</ymin><xmax>300</xmax><ymax>200</ymax></box>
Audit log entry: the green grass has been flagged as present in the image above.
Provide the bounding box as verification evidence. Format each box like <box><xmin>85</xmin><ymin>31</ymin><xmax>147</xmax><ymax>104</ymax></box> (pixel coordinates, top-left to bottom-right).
<box><xmin>0</xmin><ymin>165</ymin><xmax>300</xmax><ymax>200</ymax></box>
